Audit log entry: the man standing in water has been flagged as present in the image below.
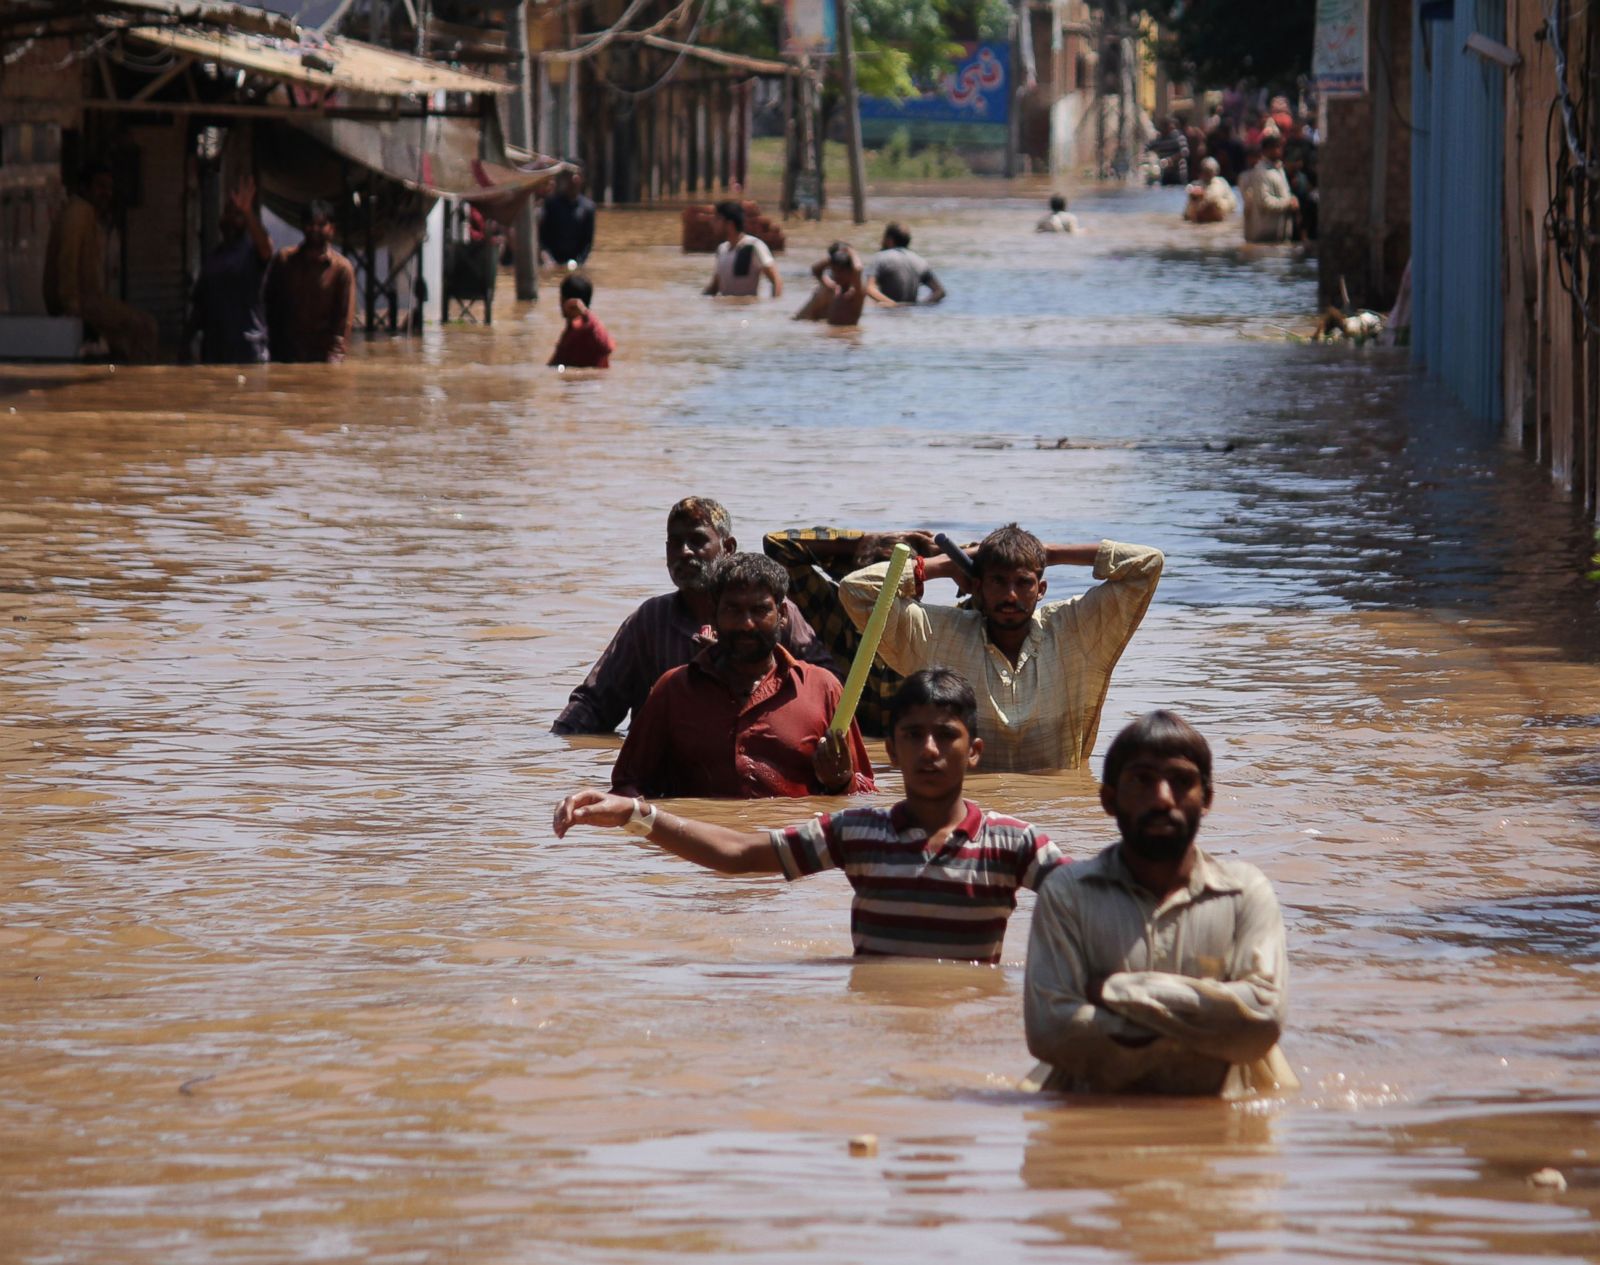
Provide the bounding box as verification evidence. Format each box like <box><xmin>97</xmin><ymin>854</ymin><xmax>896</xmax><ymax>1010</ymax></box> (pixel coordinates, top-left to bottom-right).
<box><xmin>839</xmin><ymin>524</ymin><xmax>1163</xmax><ymax>772</ymax></box>
<box><xmin>867</xmin><ymin>223</ymin><xmax>946</xmax><ymax>305</ymax></box>
<box><xmin>264</xmin><ymin>200</ymin><xmax>356</xmax><ymax>363</ymax></box>
<box><xmin>191</xmin><ymin>175</ymin><xmax>273</xmax><ymax>364</ymax></box>
<box><xmin>551</xmin><ymin>497</ymin><xmax>836</xmax><ymax>734</ymax></box>
<box><xmin>43</xmin><ymin>161</ymin><xmax>159</xmax><ymax>361</ymax></box>
<box><xmin>703</xmin><ymin>201</ymin><xmax>782</xmax><ymax>298</ymax></box>
<box><xmin>608</xmin><ymin>553</ymin><xmax>874</xmax><ymax>798</ymax></box>
<box><xmin>555</xmin><ymin>669</ymin><xmax>1063</xmax><ymax>962</ymax></box>
<box><xmin>1023</xmin><ymin>711</ymin><xmax>1293</xmax><ymax>1094</ymax></box>
<box><xmin>538</xmin><ymin>170</ymin><xmax>596</xmax><ymax>268</ymax></box>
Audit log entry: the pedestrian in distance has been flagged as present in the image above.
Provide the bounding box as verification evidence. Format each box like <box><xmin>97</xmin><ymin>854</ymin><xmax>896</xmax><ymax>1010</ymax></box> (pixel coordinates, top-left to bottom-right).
<box><xmin>547</xmin><ymin>272</ymin><xmax>615</xmax><ymax>369</ymax></box>
<box><xmin>263</xmin><ymin>199</ymin><xmax>356</xmax><ymax>364</ymax></box>
<box><xmin>1037</xmin><ymin>194</ymin><xmax>1081</xmax><ymax>234</ymax></box>
<box><xmin>1023</xmin><ymin>710</ymin><xmax>1295</xmax><ymax>1095</ymax></box>
<box><xmin>702</xmin><ymin>200</ymin><xmax>782</xmax><ymax>298</ymax></box>
<box><xmin>191</xmin><ymin>174</ymin><xmax>272</xmax><ymax>364</ymax></box>
<box><xmin>554</xmin><ymin>668</ymin><xmax>1064</xmax><ymax>963</ymax></box>
<box><xmin>866</xmin><ymin>222</ymin><xmax>946</xmax><ymax>304</ymax></box>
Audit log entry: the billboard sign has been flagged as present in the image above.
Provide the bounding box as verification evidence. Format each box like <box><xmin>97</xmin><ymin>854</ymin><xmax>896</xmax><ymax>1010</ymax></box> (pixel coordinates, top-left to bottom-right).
<box><xmin>857</xmin><ymin>42</ymin><xmax>1009</xmax><ymax>145</ymax></box>
<box><xmin>783</xmin><ymin>0</ymin><xmax>836</xmax><ymax>57</ymax></box>
<box><xmin>1312</xmin><ymin>0</ymin><xmax>1368</xmax><ymax>96</ymax></box>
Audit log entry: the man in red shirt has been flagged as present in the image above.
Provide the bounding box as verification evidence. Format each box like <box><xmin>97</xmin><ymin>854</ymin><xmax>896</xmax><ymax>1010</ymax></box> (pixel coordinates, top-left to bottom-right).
<box><xmin>609</xmin><ymin>553</ymin><xmax>874</xmax><ymax>799</ymax></box>
<box><xmin>548</xmin><ymin>272</ymin><xmax>615</xmax><ymax>369</ymax></box>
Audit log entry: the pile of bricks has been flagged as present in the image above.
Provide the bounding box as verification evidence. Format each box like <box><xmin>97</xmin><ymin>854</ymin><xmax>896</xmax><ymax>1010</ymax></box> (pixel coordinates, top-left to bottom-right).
<box><xmin>681</xmin><ymin>201</ymin><xmax>785</xmax><ymax>254</ymax></box>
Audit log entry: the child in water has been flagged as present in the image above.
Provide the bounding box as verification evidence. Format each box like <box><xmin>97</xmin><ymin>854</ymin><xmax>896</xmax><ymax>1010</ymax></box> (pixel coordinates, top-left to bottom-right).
<box><xmin>795</xmin><ymin>242</ymin><xmax>880</xmax><ymax>326</ymax></box>
<box><xmin>548</xmin><ymin>272</ymin><xmax>616</xmax><ymax>369</ymax></box>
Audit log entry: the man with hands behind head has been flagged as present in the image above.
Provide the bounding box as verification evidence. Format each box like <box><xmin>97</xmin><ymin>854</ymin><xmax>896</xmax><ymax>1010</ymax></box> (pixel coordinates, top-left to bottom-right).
<box><xmin>839</xmin><ymin>524</ymin><xmax>1163</xmax><ymax>772</ymax></box>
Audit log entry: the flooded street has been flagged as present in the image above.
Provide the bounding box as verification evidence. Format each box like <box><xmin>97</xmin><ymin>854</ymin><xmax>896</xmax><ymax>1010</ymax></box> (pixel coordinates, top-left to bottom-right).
<box><xmin>2</xmin><ymin>187</ymin><xmax>1597</xmax><ymax>1262</ymax></box>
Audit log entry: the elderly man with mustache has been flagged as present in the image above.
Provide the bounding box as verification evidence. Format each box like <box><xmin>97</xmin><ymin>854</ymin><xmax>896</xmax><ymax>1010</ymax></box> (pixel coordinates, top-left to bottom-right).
<box><xmin>551</xmin><ymin>498</ymin><xmax>838</xmax><ymax>735</ymax></box>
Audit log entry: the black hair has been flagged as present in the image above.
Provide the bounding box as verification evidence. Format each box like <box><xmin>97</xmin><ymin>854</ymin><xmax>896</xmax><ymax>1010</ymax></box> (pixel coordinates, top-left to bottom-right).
<box><xmin>714</xmin><ymin>199</ymin><xmax>745</xmax><ymax>232</ymax></box>
<box><xmin>304</xmin><ymin>198</ymin><xmax>335</xmax><ymax>225</ymax></box>
<box><xmin>827</xmin><ymin>241</ymin><xmax>853</xmax><ymax>270</ymax></box>
<box><xmin>1102</xmin><ymin>711</ymin><xmax>1213</xmax><ymax>799</ymax></box>
<box><xmin>888</xmin><ymin>667</ymin><xmax>978</xmax><ymax>740</ymax></box>
<box><xmin>1049</xmin><ymin>194</ymin><xmax>1067</xmax><ymax>213</ymax></box>
<box><xmin>559</xmin><ymin>272</ymin><xmax>594</xmax><ymax>306</ymax></box>
<box><xmin>709</xmin><ymin>552</ymin><xmax>788</xmax><ymax>606</ymax></box>
<box><xmin>973</xmin><ymin>522</ymin><xmax>1046</xmax><ymax>578</ymax></box>
<box><xmin>882</xmin><ymin>222</ymin><xmax>911</xmax><ymax>248</ymax></box>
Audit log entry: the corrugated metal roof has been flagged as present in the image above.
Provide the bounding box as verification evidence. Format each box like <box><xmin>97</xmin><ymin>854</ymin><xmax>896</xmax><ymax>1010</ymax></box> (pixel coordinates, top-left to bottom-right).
<box><xmin>118</xmin><ymin>21</ymin><xmax>511</xmax><ymax>95</ymax></box>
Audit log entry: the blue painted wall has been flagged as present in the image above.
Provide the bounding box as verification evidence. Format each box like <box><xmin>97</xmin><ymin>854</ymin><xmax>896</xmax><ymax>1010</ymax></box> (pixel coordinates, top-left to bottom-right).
<box><xmin>1411</xmin><ymin>0</ymin><xmax>1506</xmax><ymax>423</ymax></box>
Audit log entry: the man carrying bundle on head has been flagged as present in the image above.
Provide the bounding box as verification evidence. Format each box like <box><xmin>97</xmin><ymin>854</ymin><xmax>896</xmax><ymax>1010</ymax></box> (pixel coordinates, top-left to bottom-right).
<box><xmin>839</xmin><ymin>525</ymin><xmax>1163</xmax><ymax>773</ymax></box>
<box><xmin>553</xmin><ymin>669</ymin><xmax>1063</xmax><ymax>963</ymax></box>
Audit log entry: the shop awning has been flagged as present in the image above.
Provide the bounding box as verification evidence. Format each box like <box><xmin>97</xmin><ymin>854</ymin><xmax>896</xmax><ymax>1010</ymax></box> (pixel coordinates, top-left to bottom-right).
<box><xmin>288</xmin><ymin>113</ymin><xmax>571</xmax><ymax>218</ymax></box>
<box><xmin>118</xmin><ymin>21</ymin><xmax>510</xmax><ymax>97</ymax></box>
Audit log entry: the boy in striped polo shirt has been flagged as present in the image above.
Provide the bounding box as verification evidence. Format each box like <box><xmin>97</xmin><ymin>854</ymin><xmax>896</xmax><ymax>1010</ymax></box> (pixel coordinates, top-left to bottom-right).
<box><xmin>552</xmin><ymin>668</ymin><xmax>1064</xmax><ymax>964</ymax></box>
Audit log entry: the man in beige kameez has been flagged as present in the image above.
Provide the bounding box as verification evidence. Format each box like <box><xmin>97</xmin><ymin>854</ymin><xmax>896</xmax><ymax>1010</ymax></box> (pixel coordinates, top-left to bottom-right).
<box><xmin>839</xmin><ymin>524</ymin><xmax>1163</xmax><ymax>773</ymax></box>
<box><xmin>1024</xmin><ymin>711</ymin><xmax>1295</xmax><ymax>1096</ymax></box>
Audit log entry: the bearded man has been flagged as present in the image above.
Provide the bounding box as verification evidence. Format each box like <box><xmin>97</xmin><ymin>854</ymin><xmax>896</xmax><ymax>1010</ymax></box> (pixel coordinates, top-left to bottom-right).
<box><xmin>551</xmin><ymin>498</ymin><xmax>838</xmax><ymax>735</ymax></box>
<box><xmin>608</xmin><ymin>553</ymin><xmax>874</xmax><ymax>799</ymax></box>
<box><xmin>1023</xmin><ymin>711</ymin><xmax>1295</xmax><ymax>1096</ymax></box>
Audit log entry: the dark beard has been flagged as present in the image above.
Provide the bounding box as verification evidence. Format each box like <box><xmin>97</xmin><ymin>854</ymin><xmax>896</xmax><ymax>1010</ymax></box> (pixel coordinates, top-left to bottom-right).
<box><xmin>721</xmin><ymin>627</ymin><xmax>779</xmax><ymax>665</ymax></box>
<box><xmin>1117</xmin><ymin>808</ymin><xmax>1199</xmax><ymax>863</ymax></box>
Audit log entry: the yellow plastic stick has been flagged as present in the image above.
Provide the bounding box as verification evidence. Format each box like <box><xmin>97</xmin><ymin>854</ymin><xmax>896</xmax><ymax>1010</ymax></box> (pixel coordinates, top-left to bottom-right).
<box><xmin>829</xmin><ymin>542</ymin><xmax>912</xmax><ymax>735</ymax></box>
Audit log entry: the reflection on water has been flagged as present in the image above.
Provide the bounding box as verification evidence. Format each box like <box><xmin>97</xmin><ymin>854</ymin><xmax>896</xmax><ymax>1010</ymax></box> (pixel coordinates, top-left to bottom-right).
<box><xmin>1</xmin><ymin>188</ymin><xmax>1597</xmax><ymax>1262</ymax></box>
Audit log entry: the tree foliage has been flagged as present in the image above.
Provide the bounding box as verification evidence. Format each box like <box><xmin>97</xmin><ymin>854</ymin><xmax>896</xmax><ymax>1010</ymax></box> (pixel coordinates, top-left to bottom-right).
<box><xmin>703</xmin><ymin>0</ymin><xmax>1010</xmax><ymax>99</ymax></box>
<box><xmin>1140</xmin><ymin>0</ymin><xmax>1315</xmax><ymax>93</ymax></box>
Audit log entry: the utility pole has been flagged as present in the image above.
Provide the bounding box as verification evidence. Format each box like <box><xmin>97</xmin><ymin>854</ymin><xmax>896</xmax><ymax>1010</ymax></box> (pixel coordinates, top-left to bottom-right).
<box><xmin>832</xmin><ymin>0</ymin><xmax>866</xmax><ymax>223</ymax></box>
<box><xmin>508</xmin><ymin>0</ymin><xmax>537</xmax><ymax>302</ymax></box>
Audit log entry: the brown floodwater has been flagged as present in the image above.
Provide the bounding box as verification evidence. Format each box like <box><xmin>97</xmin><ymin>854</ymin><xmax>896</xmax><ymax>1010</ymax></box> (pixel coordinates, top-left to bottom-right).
<box><xmin>2</xmin><ymin>188</ymin><xmax>1598</xmax><ymax>1263</ymax></box>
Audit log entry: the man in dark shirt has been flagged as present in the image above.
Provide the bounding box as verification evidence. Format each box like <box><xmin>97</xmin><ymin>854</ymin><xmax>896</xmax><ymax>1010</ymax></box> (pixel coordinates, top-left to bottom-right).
<box><xmin>552</xmin><ymin>497</ymin><xmax>840</xmax><ymax>735</ymax></box>
<box><xmin>192</xmin><ymin>175</ymin><xmax>272</xmax><ymax>364</ymax></box>
<box><xmin>264</xmin><ymin>200</ymin><xmax>356</xmax><ymax>364</ymax></box>
<box><xmin>608</xmin><ymin>553</ymin><xmax>874</xmax><ymax>799</ymax></box>
<box><xmin>538</xmin><ymin>171</ymin><xmax>596</xmax><ymax>267</ymax></box>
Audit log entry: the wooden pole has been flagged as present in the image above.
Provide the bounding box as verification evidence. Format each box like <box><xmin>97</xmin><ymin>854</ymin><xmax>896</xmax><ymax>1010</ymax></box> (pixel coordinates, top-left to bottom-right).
<box><xmin>508</xmin><ymin>0</ymin><xmax>537</xmax><ymax>300</ymax></box>
<box><xmin>833</xmin><ymin>0</ymin><xmax>867</xmax><ymax>223</ymax></box>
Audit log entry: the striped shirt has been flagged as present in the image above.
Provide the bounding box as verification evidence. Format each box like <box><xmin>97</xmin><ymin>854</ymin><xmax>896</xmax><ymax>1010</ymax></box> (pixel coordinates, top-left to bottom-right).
<box><xmin>552</xmin><ymin>591</ymin><xmax>838</xmax><ymax>734</ymax></box>
<box><xmin>839</xmin><ymin>540</ymin><xmax>1163</xmax><ymax>772</ymax></box>
<box><xmin>769</xmin><ymin>800</ymin><xmax>1064</xmax><ymax>963</ymax></box>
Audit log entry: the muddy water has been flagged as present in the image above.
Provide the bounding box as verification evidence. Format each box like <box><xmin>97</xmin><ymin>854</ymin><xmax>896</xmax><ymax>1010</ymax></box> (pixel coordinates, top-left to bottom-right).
<box><xmin>1</xmin><ymin>188</ymin><xmax>1597</xmax><ymax>1263</ymax></box>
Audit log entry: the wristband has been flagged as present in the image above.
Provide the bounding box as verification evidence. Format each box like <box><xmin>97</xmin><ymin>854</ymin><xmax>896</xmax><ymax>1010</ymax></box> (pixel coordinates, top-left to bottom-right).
<box><xmin>623</xmin><ymin>797</ymin><xmax>658</xmax><ymax>837</ymax></box>
<box><xmin>912</xmin><ymin>554</ymin><xmax>926</xmax><ymax>599</ymax></box>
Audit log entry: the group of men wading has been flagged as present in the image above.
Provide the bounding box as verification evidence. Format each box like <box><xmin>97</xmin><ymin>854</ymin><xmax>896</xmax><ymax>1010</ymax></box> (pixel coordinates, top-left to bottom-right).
<box><xmin>551</xmin><ymin>498</ymin><xmax>1294</xmax><ymax>1098</ymax></box>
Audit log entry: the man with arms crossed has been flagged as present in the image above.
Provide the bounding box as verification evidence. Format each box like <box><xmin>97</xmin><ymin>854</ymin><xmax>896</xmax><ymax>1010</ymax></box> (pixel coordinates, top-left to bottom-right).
<box><xmin>552</xmin><ymin>497</ymin><xmax>836</xmax><ymax>734</ymax></box>
<box><xmin>1024</xmin><ymin>711</ymin><xmax>1294</xmax><ymax>1094</ymax></box>
<box><xmin>839</xmin><ymin>524</ymin><xmax>1163</xmax><ymax>772</ymax></box>
<box><xmin>554</xmin><ymin>669</ymin><xmax>1063</xmax><ymax>962</ymax></box>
